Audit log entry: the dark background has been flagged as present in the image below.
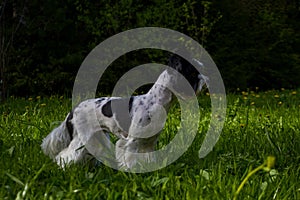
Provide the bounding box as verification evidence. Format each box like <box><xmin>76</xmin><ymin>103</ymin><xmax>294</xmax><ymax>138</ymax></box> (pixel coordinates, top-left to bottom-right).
<box><xmin>0</xmin><ymin>0</ymin><xmax>299</xmax><ymax>99</ymax></box>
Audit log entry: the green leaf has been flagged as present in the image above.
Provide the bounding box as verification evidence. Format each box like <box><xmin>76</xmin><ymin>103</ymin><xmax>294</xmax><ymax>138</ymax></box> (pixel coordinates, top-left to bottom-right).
<box><xmin>5</xmin><ymin>172</ymin><xmax>24</xmax><ymax>186</ymax></box>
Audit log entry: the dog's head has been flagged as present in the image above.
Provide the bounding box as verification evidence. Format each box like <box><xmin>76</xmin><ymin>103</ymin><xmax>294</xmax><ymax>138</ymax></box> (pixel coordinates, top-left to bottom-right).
<box><xmin>168</xmin><ymin>55</ymin><xmax>209</xmax><ymax>95</ymax></box>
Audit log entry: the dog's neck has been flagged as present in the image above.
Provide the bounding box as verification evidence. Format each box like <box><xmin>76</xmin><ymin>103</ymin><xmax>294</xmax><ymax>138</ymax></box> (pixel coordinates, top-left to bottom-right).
<box><xmin>145</xmin><ymin>69</ymin><xmax>178</xmax><ymax>109</ymax></box>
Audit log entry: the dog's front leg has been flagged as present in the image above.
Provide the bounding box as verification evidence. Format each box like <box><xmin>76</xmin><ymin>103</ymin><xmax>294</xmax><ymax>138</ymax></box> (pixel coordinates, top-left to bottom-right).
<box><xmin>116</xmin><ymin>136</ymin><xmax>158</xmax><ymax>170</ymax></box>
<box><xmin>116</xmin><ymin>104</ymin><xmax>166</xmax><ymax>170</ymax></box>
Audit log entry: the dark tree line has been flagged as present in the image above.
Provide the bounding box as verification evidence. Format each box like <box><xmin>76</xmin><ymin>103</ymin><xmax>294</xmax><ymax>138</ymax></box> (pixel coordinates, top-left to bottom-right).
<box><xmin>0</xmin><ymin>0</ymin><xmax>299</xmax><ymax>99</ymax></box>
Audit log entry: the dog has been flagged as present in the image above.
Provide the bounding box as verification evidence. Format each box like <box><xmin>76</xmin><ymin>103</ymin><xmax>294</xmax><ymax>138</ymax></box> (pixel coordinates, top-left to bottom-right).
<box><xmin>41</xmin><ymin>54</ymin><xmax>208</xmax><ymax>170</ymax></box>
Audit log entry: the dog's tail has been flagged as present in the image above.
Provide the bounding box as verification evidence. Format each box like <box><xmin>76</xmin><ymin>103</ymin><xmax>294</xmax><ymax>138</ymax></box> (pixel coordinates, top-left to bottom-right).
<box><xmin>41</xmin><ymin>113</ymin><xmax>73</xmax><ymax>159</ymax></box>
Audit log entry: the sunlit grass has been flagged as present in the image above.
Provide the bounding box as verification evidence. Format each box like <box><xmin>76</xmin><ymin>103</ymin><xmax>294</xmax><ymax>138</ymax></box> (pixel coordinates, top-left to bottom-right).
<box><xmin>0</xmin><ymin>90</ymin><xmax>299</xmax><ymax>199</ymax></box>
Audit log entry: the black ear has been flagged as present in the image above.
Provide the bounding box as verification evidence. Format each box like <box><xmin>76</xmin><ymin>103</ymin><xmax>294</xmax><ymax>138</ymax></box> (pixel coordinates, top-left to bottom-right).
<box><xmin>168</xmin><ymin>54</ymin><xmax>206</xmax><ymax>93</ymax></box>
<box><xmin>168</xmin><ymin>55</ymin><xmax>182</xmax><ymax>71</ymax></box>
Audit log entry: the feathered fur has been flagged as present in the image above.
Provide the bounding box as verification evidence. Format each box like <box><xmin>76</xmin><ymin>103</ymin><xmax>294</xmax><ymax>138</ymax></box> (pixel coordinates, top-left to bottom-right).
<box><xmin>41</xmin><ymin>55</ymin><xmax>208</xmax><ymax>169</ymax></box>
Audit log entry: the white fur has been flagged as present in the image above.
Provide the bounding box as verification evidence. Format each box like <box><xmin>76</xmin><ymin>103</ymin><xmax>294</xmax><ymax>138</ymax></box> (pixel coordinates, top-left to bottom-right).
<box><xmin>41</xmin><ymin>56</ymin><xmax>208</xmax><ymax>170</ymax></box>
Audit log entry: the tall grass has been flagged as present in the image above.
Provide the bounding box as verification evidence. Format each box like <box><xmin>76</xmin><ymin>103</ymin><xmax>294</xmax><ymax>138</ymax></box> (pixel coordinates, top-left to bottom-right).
<box><xmin>0</xmin><ymin>90</ymin><xmax>299</xmax><ymax>199</ymax></box>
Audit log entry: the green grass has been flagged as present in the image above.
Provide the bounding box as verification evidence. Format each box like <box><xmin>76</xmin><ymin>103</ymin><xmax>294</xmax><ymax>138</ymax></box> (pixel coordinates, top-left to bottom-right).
<box><xmin>0</xmin><ymin>89</ymin><xmax>299</xmax><ymax>200</ymax></box>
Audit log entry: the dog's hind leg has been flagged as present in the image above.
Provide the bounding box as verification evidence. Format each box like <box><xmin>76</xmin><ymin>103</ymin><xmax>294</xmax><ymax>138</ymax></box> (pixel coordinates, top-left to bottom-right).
<box><xmin>54</xmin><ymin>136</ymin><xmax>89</xmax><ymax>168</ymax></box>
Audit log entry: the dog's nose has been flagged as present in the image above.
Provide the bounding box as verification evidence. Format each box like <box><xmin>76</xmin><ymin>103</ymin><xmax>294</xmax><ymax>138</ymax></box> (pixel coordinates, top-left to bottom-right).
<box><xmin>197</xmin><ymin>74</ymin><xmax>209</xmax><ymax>92</ymax></box>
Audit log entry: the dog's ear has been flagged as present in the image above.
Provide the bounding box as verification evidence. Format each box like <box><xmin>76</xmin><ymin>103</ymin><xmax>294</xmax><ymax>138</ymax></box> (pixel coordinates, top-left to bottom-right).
<box><xmin>168</xmin><ymin>55</ymin><xmax>182</xmax><ymax>71</ymax></box>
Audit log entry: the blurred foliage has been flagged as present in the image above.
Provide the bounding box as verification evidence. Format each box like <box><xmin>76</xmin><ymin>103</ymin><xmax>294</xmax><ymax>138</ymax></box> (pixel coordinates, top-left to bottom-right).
<box><xmin>0</xmin><ymin>0</ymin><xmax>299</xmax><ymax>97</ymax></box>
<box><xmin>208</xmin><ymin>0</ymin><xmax>300</xmax><ymax>90</ymax></box>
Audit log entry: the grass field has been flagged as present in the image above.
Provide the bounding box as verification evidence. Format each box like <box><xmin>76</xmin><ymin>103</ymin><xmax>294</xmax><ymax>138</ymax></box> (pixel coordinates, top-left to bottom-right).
<box><xmin>0</xmin><ymin>89</ymin><xmax>299</xmax><ymax>199</ymax></box>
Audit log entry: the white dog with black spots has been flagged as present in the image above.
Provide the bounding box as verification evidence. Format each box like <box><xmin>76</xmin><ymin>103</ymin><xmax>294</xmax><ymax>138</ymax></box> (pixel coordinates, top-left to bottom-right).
<box><xmin>41</xmin><ymin>54</ymin><xmax>208</xmax><ymax>170</ymax></box>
